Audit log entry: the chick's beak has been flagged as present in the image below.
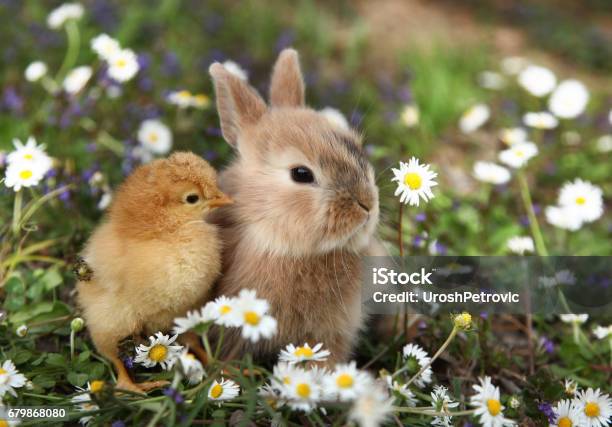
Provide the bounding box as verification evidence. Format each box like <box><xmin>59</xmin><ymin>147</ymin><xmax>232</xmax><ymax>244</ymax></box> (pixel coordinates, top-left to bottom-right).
<box><xmin>208</xmin><ymin>193</ymin><xmax>233</xmax><ymax>209</ymax></box>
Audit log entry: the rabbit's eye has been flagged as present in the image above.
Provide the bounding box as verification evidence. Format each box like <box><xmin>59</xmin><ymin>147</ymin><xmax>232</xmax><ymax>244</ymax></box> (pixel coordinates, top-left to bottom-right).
<box><xmin>291</xmin><ymin>166</ymin><xmax>314</xmax><ymax>184</ymax></box>
<box><xmin>185</xmin><ymin>194</ymin><xmax>200</xmax><ymax>204</ymax></box>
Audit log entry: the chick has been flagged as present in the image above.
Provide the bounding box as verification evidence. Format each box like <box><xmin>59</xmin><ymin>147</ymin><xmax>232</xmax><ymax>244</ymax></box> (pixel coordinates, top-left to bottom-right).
<box><xmin>77</xmin><ymin>152</ymin><xmax>231</xmax><ymax>393</ymax></box>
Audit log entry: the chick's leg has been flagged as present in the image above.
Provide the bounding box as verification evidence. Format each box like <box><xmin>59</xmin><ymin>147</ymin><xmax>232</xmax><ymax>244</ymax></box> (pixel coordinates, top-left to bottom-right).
<box><xmin>91</xmin><ymin>331</ymin><xmax>145</xmax><ymax>394</ymax></box>
<box><xmin>179</xmin><ymin>331</ymin><xmax>209</xmax><ymax>365</ymax></box>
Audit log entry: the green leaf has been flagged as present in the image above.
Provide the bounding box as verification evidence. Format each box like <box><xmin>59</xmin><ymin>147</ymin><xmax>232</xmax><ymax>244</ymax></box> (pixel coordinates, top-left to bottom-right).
<box><xmin>46</xmin><ymin>353</ymin><xmax>68</xmax><ymax>368</ymax></box>
<box><xmin>41</xmin><ymin>268</ymin><xmax>63</xmax><ymax>290</ymax></box>
<box><xmin>32</xmin><ymin>374</ymin><xmax>56</xmax><ymax>389</ymax></box>
<box><xmin>67</xmin><ymin>372</ymin><xmax>89</xmax><ymax>387</ymax></box>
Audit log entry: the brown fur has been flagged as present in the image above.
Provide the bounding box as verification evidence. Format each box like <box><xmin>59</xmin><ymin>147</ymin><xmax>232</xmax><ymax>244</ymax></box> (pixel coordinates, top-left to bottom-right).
<box><xmin>77</xmin><ymin>152</ymin><xmax>229</xmax><ymax>391</ymax></box>
<box><xmin>208</xmin><ymin>49</ymin><xmax>380</xmax><ymax>364</ymax></box>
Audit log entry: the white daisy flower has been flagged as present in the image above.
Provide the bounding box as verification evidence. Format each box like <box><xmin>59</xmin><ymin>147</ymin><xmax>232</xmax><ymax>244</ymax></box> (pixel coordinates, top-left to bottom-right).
<box><xmin>518</xmin><ymin>65</ymin><xmax>557</xmax><ymax>97</ymax></box>
<box><xmin>431</xmin><ymin>385</ymin><xmax>459</xmax><ymax>427</ymax></box>
<box><xmin>15</xmin><ymin>325</ymin><xmax>28</xmax><ymax>337</ymax></box>
<box><xmin>459</xmin><ymin>103</ymin><xmax>490</xmax><ymax>133</ymax></box>
<box><xmin>47</xmin><ymin>2</ymin><xmax>84</xmax><ymax>29</ymax></box>
<box><xmin>391</xmin><ymin>157</ymin><xmax>438</xmax><ymax>207</ymax></box>
<box><xmin>0</xmin><ymin>406</ymin><xmax>20</xmax><ymax>427</ymax></box>
<box><xmin>506</xmin><ymin>236</ymin><xmax>534</xmax><ymax>255</ymax></box>
<box><xmin>478</xmin><ymin>71</ymin><xmax>506</xmax><ymax>90</ymax></box>
<box><xmin>470</xmin><ymin>376</ymin><xmax>515</xmax><ymax>427</ymax></box>
<box><xmin>270</xmin><ymin>362</ymin><xmax>299</xmax><ymax>393</ymax></box>
<box><xmin>285</xmin><ymin>369</ymin><xmax>321</xmax><ymax>413</ymax></box>
<box><xmin>402</xmin><ymin>343</ymin><xmax>433</xmax><ymax>388</ymax></box>
<box><xmin>172</xmin><ymin>307</ymin><xmax>215</xmax><ymax>335</ymax></box>
<box><xmin>400</xmin><ymin>104</ymin><xmax>420</xmax><ymax>127</ymax></box>
<box><xmin>0</xmin><ymin>360</ymin><xmax>27</xmax><ymax>398</ymax></box>
<box><xmin>234</xmin><ymin>289</ymin><xmax>277</xmax><ymax>343</ymax></box>
<box><xmin>498</xmin><ymin>142</ymin><xmax>538</xmax><ymax>168</ymax></box>
<box><xmin>564</xmin><ymin>379</ymin><xmax>579</xmax><ymax>397</ymax></box>
<box><xmin>560</xmin><ymin>314</ymin><xmax>588</xmax><ymax>324</ymax></box>
<box><xmin>167</xmin><ymin>90</ymin><xmax>194</xmax><ymax>108</ymax></box>
<box><xmin>592</xmin><ymin>325</ymin><xmax>611</xmax><ymax>340</ymax></box>
<box><xmin>549</xmin><ymin>80</ymin><xmax>589</xmax><ymax>119</ymax></box>
<box><xmin>206</xmin><ymin>295</ymin><xmax>241</xmax><ymax>327</ymax></box>
<box><xmin>71</xmin><ymin>391</ymin><xmax>99</xmax><ymax>426</ymax></box>
<box><xmin>279</xmin><ymin>342</ymin><xmax>330</xmax><ymax>365</ymax></box>
<box><xmin>545</xmin><ymin>205</ymin><xmax>583</xmax><ymax>231</ymax></box>
<box><xmin>190</xmin><ymin>93</ymin><xmax>210</xmax><ymax>109</ymax></box>
<box><xmin>107</xmin><ymin>48</ymin><xmax>139</xmax><ymax>83</ymax></box>
<box><xmin>473</xmin><ymin>161</ymin><xmax>511</xmax><ymax>185</ymax></box>
<box><xmin>178</xmin><ymin>351</ymin><xmax>204</xmax><ymax>385</ymax></box>
<box><xmin>97</xmin><ymin>192</ymin><xmax>112</xmax><ymax>210</ymax></box>
<box><xmin>499</xmin><ymin>127</ymin><xmax>528</xmax><ymax>146</ymax></box>
<box><xmin>323</xmin><ymin>361</ymin><xmax>372</xmax><ymax>402</ymax></box>
<box><xmin>24</xmin><ymin>61</ymin><xmax>48</xmax><ymax>82</ymax></box>
<box><xmin>550</xmin><ymin>399</ymin><xmax>581</xmax><ymax>427</ymax></box>
<box><xmin>349</xmin><ymin>384</ymin><xmax>393</xmax><ymax>427</ymax></box>
<box><xmin>258</xmin><ymin>383</ymin><xmax>286</xmax><ymax>410</ymax></box>
<box><xmin>134</xmin><ymin>332</ymin><xmax>183</xmax><ymax>370</ymax></box>
<box><xmin>208</xmin><ymin>378</ymin><xmax>240</xmax><ymax>403</ymax></box>
<box><xmin>575</xmin><ymin>388</ymin><xmax>612</xmax><ymax>427</ymax></box>
<box><xmin>63</xmin><ymin>66</ymin><xmax>92</xmax><ymax>95</ymax></box>
<box><xmin>137</xmin><ymin>119</ymin><xmax>172</xmax><ymax>155</ymax></box>
<box><xmin>223</xmin><ymin>60</ymin><xmax>248</xmax><ymax>80</ymax></box>
<box><xmin>320</xmin><ymin>107</ymin><xmax>350</xmax><ymax>130</ymax></box>
<box><xmin>523</xmin><ymin>112</ymin><xmax>559</xmax><ymax>129</ymax></box>
<box><xmin>558</xmin><ymin>179</ymin><xmax>604</xmax><ymax>223</ymax></box>
<box><xmin>7</xmin><ymin>137</ymin><xmax>52</xmax><ymax>173</ymax></box>
<box><xmin>596</xmin><ymin>135</ymin><xmax>612</xmax><ymax>153</ymax></box>
<box><xmin>4</xmin><ymin>161</ymin><xmax>45</xmax><ymax>192</ymax></box>
<box><xmin>384</xmin><ymin>375</ymin><xmax>416</xmax><ymax>405</ymax></box>
<box><xmin>91</xmin><ymin>33</ymin><xmax>121</xmax><ymax>61</ymax></box>
<box><xmin>500</xmin><ymin>56</ymin><xmax>529</xmax><ymax>75</ymax></box>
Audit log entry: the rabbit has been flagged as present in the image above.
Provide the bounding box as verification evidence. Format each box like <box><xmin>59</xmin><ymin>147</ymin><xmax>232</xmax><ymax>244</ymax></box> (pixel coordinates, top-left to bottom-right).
<box><xmin>207</xmin><ymin>49</ymin><xmax>380</xmax><ymax>365</ymax></box>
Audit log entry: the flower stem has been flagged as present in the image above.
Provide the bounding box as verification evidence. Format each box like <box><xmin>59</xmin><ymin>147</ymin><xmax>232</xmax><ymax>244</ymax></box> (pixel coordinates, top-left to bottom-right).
<box><xmin>56</xmin><ymin>20</ymin><xmax>80</xmax><ymax>83</ymax></box>
<box><xmin>12</xmin><ymin>190</ymin><xmax>23</xmax><ymax>235</ymax></box>
<box><xmin>403</xmin><ymin>326</ymin><xmax>458</xmax><ymax>387</ymax></box>
<box><xmin>517</xmin><ymin>171</ymin><xmax>548</xmax><ymax>256</ymax></box>
<box><xmin>70</xmin><ymin>330</ymin><xmax>76</xmax><ymax>361</ymax></box>
<box><xmin>393</xmin><ymin>406</ymin><xmax>476</xmax><ymax>417</ymax></box>
<box><xmin>214</xmin><ymin>326</ymin><xmax>225</xmax><ymax>360</ymax></box>
<box><xmin>202</xmin><ymin>332</ymin><xmax>213</xmax><ymax>362</ymax></box>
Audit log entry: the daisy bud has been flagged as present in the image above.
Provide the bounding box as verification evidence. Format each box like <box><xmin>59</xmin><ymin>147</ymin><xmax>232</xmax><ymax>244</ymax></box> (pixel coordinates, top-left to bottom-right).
<box><xmin>16</xmin><ymin>324</ymin><xmax>28</xmax><ymax>337</ymax></box>
<box><xmin>453</xmin><ymin>312</ymin><xmax>472</xmax><ymax>330</ymax></box>
<box><xmin>71</xmin><ymin>317</ymin><xmax>85</xmax><ymax>332</ymax></box>
<box><xmin>90</xmin><ymin>380</ymin><xmax>105</xmax><ymax>394</ymax></box>
<box><xmin>509</xmin><ymin>396</ymin><xmax>521</xmax><ymax>409</ymax></box>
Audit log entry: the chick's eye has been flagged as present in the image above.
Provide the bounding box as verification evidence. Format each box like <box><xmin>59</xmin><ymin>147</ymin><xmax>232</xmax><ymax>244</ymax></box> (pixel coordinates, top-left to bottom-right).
<box><xmin>185</xmin><ymin>194</ymin><xmax>199</xmax><ymax>204</ymax></box>
<box><xmin>290</xmin><ymin>166</ymin><xmax>314</xmax><ymax>184</ymax></box>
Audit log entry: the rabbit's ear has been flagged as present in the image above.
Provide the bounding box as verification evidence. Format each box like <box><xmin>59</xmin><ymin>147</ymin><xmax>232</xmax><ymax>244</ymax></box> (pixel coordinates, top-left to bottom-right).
<box><xmin>209</xmin><ymin>63</ymin><xmax>267</xmax><ymax>147</ymax></box>
<box><xmin>269</xmin><ymin>48</ymin><xmax>305</xmax><ymax>108</ymax></box>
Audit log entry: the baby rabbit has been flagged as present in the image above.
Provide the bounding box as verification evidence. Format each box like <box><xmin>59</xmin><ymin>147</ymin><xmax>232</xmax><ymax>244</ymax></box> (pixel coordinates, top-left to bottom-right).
<box><xmin>208</xmin><ymin>49</ymin><xmax>380</xmax><ymax>364</ymax></box>
<box><xmin>77</xmin><ymin>152</ymin><xmax>231</xmax><ymax>393</ymax></box>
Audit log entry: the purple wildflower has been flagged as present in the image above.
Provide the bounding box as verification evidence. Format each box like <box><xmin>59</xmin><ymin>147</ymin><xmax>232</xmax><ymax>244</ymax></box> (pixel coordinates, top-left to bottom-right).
<box><xmin>538</xmin><ymin>401</ymin><xmax>556</xmax><ymax>424</ymax></box>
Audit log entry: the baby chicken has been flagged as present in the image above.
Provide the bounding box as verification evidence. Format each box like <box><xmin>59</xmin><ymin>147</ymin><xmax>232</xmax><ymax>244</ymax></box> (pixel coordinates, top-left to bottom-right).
<box><xmin>77</xmin><ymin>152</ymin><xmax>231</xmax><ymax>393</ymax></box>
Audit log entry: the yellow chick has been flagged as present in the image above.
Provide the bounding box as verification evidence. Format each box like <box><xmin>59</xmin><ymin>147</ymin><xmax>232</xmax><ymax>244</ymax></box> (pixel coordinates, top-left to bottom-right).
<box><xmin>77</xmin><ymin>152</ymin><xmax>231</xmax><ymax>393</ymax></box>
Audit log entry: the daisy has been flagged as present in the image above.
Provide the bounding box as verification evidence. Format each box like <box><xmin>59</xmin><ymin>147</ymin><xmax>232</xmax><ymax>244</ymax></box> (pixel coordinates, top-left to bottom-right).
<box><xmin>0</xmin><ymin>360</ymin><xmax>27</xmax><ymax>398</ymax></box>
<box><xmin>63</xmin><ymin>66</ymin><xmax>92</xmax><ymax>95</ymax></box>
<box><xmin>167</xmin><ymin>90</ymin><xmax>194</xmax><ymax>108</ymax></box>
<box><xmin>71</xmin><ymin>391</ymin><xmax>99</xmax><ymax>426</ymax></box>
<box><xmin>402</xmin><ymin>343</ymin><xmax>433</xmax><ymax>388</ymax></box>
<box><xmin>177</xmin><ymin>351</ymin><xmax>204</xmax><ymax>385</ymax></box>
<box><xmin>0</xmin><ymin>406</ymin><xmax>20</xmax><ymax>427</ymax></box>
<box><xmin>91</xmin><ymin>34</ymin><xmax>121</xmax><ymax>61</ymax></box>
<box><xmin>559</xmin><ymin>314</ymin><xmax>588</xmax><ymax>324</ymax></box>
<box><xmin>7</xmin><ymin>137</ymin><xmax>52</xmax><ymax>173</ymax></box>
<box><xmin>320</xmin><ymin>107</ymin><xmax>350</xmax><ymax>130</ymax></box>
<box><xmin>190</xmin><ymin>93</ymin><xmax>210</xmax><ymax>109</ymax></box>
<box><xmin>575</xmin><ymin>388</ymin><xmax>612</xmax><ymax>427</ymax></box>
<box><xmin>548</xmin><ymin>80</ymin><xmax>589</xmax><ymax>119</ymax></box>
<box><xmin>4</xmin><ymin>161</ymin><xmax>45</xmax><ymax>192</ymax></box>
<box><xmin>323</xmin><ymin>361</ymin><xmax>372</xmax><ymax>402</ymax></box>
<box><xmin>500</xmin><ymin>56</ymin><xmax>529</xmax><ymax>75</ymax></box>
<box><xmin>172</xmin><ymin>307</ymin><xmax>214</xmax><ymax>335</ymax></box>
<box><xmin>431</xmin><ymin>385</ymin><xmax>459</xmax><ymax>427</ymax></box>
<box><xmin>518</xmin><ymin>65</ymin><xmax>557</xmax><ymax>97</ymax></box>
<box><xmin>279</xmin><ymin>342</ymin><xmax>330</xmax><ymax>365</ymax></box>
<box><xmin>564</xmin><ymin>379</ymin><xmax>579</xmax><ymax>397</ymax></box>
<box><xmin>258</xmin><ymin>383</ymin><xmax>286</xmax><ymax>410</ymax></box>
<box><xmin>270</xmin><ymin>362</ymin><xmax>299</xmax><ymax>393</ymax></box>
<box><xmin>596</xmin><ymin>135</ymin><xmax>612</xmax><ymax>153</ymax></box>
<box><xmin>498</xmin><ymin>142</ymin><xmax>538</xmax><ymax>168</ymax></box>
<box><xmin>473</xmin><ymin>161</ymin><xmax>511</xmax><ymax>185</ymax></box>
<box><xmin>499</xmin><ymin>127</ymin><xmax>527</xmax><ymax>146</ymax></box>
<box><xmin>453</xmin><ymin>312</ymin><xmax>473</xmax><ymax>330</ymax></box>
<box><xmin>47</xmin><ymin>2</ymin><xmax>84</xmax><ymax>29</ymax></box>
<box><xmin>558</xmin><ymin>179</ymin><xmax>603</xmax><ymax>223</ymax></box>
<box><xmin>399</xmin><ymin>104</ymin><xmax>419</xmax><ymax>127</ymax></box>
<box><xmin>478</xmin><ymin>71</ymin><xmax>506</xmax><ymax>90</ymax></box>
<box><xmin>97</xmin><ymin>192</ymin><xmax>112</xmax><ymax>210</ymax></box>
<box><xmin>222</xmin><ymin>60</ymin><xmax>248</xmax><ymax>80</ymax></box>
<box><xmin>107</xmin><ymin>49</ymin><xmax>139</xmax><ymax>83</ymax></box>
<box><xmin>523</xmin><ymin>112</ymin><xmax>558</xmax><ymax>129</ymax></box>
<box><xmin>134</xmin><ymin>332</ymin><xmax>183</xmax><ymax>370</ymax></box>
<box><xmin>285</xmin><ymin>369</ymin><xmax>321</xmax><ymax>413</ymax></box>
<box><xmin>205</xmin><ymin>295</ymin><xmax>241</xmax><ymax>327</ymax></box>
<box><xmin>391</xmin><ymin>157</ymin><xmax>438</xmax><ymax>207</ymax></box>
<box><xmin>459</xmin><ymin>103</ymin><xmax>490</xmax><ymax>133</ymax></box>
<box><xmin>593</xmin><ymin>325</ymin><xmax>611</xmax><ymax>340</ymax></box>
<box><xmin>24</xmin><ymin>61</ymin><xmax>47</xmax><ymax>82</ymax></box>
<box><xmin>137</xmin><ymin>119</ymin><xmax>172</xmax><ymax>155</ymax></box>
<box><xmin>384</xmin><ymin>375</ymin><xmax>417</xmax><ymax>406</ymax></box>
<box><xmin>507</xmin><ymin>236</ymin><xmax>534</xmax><ymax>255</ymax></box>
<box><xmin>234</xmin><ymin>289</ymin><xmax>277</xmax><ymax>342</ymax></box>
<box><xmin>470</xmin><ymin>376</ymin><xmax>515</xmax><ymax>427</ymax></box>
<box><xmin>348</xmin><ymin>384</ymin><xmax>393</xmax><ymax>427</ymax></box>
<box><xmin>550</xmin><ymin>399</ymin><xmax>581</xmax><ymax>427</ymax></box>
<box><xmin>545</xmin><ymin>205</ymin><xmax>583</xmax><ymax>231</ymax></box>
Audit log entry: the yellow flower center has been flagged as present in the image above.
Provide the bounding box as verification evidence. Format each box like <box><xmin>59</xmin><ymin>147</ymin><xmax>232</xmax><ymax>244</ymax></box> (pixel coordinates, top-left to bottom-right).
<box><xmin>220</xmin><ymin>305</ymin><xmax>231</xmax><ymax>315</ymax></box>
<box><xmin>294</xmin><ymin>347</ymin><xmax>314</xmax><ymax>358</ymax></box>
<box><xmin>0</xmin><ymin>368</ymin><xmax>6</xmax><ymax>375</ymax></box>
<box><xmin>210</xmin><ymin>384</ymin><xmax>223</xmax><ymax>398</ymax></box>
<box><xmin>575</xmin><ymin>196</ymin><xmax>586</xmax><ymax>205</ymax></box>
<box><xmin>486</xmin><ymin>399</ymin><xmax>502</xmax><ymax>416</ymax></box>
<box><xmin>244</xmin><ymin>311</ymin><xmax>260</xmax><ymax>326</ymax></box>
<box><xmin>584</xmin><ymin>402</ymin><xmax>600</xmax><ymax>418</ymax></box>
<box><xmin>148</xmin><ymin>132</ymin><xmax>158</xmax><ymax>143</ymax></box>
<box><xmin>558</xmin><ymin>416</ymin><xmax>573</xmax><ymax>427</ymax></box>
<box><xmin>0</xmin><ymin>419</ymin><xmax>8</xmax><ymax>427</ymax></box>
<box><xmin>336</xmin><ymin>374</ymin><xmax>354</xmax><ymax>388</ymax></box>
<box><xmin>116</xmin><ymin>59</ymin><xmax>127</xmax><ymax>68</ymax></box>
<box><xmin>283</xmin><ymin>376</ymin><xmax>291</xmax><ymax>384</ymax></box>
<box><xmin>149</xmin><ymin>344</ymin><xmax>168</xmax><ymax>362</ymax></box>
<box><xmin>515</xmin><ymin>150</ymin><xmax>524</xmax><ymax>157</ymax></box>
<box><xmin>296</xmin><ymin>383</ymin><xmax>310</xmax><ymax>399</ymax></box>
<box><xmin>194</xmin><ymin>94</ymin><xmax>209</xmax><ymax>104</ymax></box>
<box><xmin>24</xmin><ymin>154</ymin><xmax>33</xmax><ymax>160</ymax></box>
<box><xmin>178</xmin><ymin>90</ymin><xmax>191</xmax><ymax>99</ymax></box>
<box><xmin>19</xmin><ymin>170</ymin><xmax>33</xmax><ymax>180</ymax></box>
<box><xmin>404</xmin><ymin>172</ymin><xmax>422</xmax><ymax>190</ymax></box>
<box><xmin>90</xmin><ymin>380</ymin><xmax>104</xmax><ymax>393</ymax></box>
<box><xmin>185</xmin><ymin>353</ymin><xmax>196</xmax><ymax>360</ymax></box>
<box><xmin>454</xmin><ymin>312</ymin><xmax>472</xmax><ymax>329</ymax></box>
